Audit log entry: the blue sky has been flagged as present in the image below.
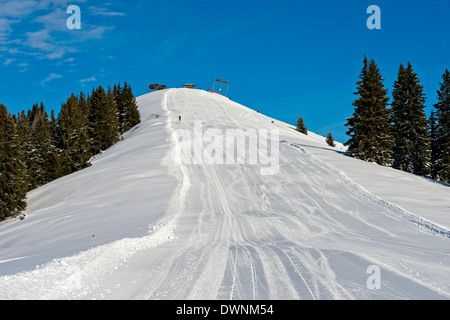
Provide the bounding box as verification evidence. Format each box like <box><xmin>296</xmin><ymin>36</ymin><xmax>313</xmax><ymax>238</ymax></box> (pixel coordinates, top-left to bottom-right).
<box><xmin>1</xmin><ymin>0</ymin><xmax>449</xmax><ymax>142</ymax></box>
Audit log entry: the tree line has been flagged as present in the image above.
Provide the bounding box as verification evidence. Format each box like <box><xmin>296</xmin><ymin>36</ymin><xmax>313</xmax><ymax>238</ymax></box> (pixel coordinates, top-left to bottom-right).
<box><xmin>345</xmin><ymin>56</ymin><xmax>449</xmax><ymax>184</ymax></box>
<box><xmin>0</xmin><ymin>82</ymin><xmax>140</xmax><ymax>221</ymax></box>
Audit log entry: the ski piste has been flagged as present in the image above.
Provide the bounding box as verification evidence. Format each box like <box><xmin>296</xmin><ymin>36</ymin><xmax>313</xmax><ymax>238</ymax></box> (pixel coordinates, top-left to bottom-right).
<box><xmin>0</xmin><ymin>89</ymin><xmax>449</xmax><ymax>300</ymax></box>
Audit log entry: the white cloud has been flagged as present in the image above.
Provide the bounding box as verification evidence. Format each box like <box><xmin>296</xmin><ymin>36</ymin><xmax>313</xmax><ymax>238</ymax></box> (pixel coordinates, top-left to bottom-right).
<box><xmin>88</xmin><ymin>6</ymin><xmax>126</xmax><ymax>17</ymax></box>
<box><xmin>77</xmin><ymin>25</ymin><xmax>115</xmax><ymax>40</ymax></box>
<box><xmin>0</xmin><ymin>17</ymin><xmax>19</xmax><ymax>42</ymax></box>
<box><xmin>80</xmin><ymin>76</ymin><xmax>96</xmax><ymax>86</ymax></box>
<box><xmin>3</xmin><ymin>58</ymin><xmax>15</xmax><ymax>66</ymax></box>
<box><xmin>18</xmin><ymin>62</ymin><xmax>29</xmax><ymax>72</ymax></box>
<box><xmin>25</xmin><ymin>29</ymin><xmax>53</xmax><ymax>51</ymax></box>
<box><xmin>40</xmin><ymin>72</ymin><xmax>62</xmax><ymax>86</ymax></box>
<box><xmin>33</xmin><ymin>7</ymin><xmax>68</xmax><ymax>32</ymax></box>
<box><xmin>24</xmin><ymin>29</ymin><xmax>73</xmax><ymax>60</ymax></box>
<box><xmin>0</xmin><ymin>0</ymin><xmax>38</xmax><ymax>18</ymax></box>
<box><xmin>0</xmin><ymin>0</ymin><xmax>118</xmax><ymax>61</ymax></box>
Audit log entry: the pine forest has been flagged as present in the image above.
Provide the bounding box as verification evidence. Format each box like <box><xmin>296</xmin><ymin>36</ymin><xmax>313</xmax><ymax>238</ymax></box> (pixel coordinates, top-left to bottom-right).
<box><xmin>0</xmin><ymin>82</ymin><xmax>140</xmax><ymax>220</ymax></box>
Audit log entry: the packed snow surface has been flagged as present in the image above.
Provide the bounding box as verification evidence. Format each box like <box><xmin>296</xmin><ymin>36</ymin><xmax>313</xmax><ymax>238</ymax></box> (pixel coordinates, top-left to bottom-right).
<box><xmin>0</xmin><ymin>89</ymin><xmax>449</xmax><ymax>300</ymax></box>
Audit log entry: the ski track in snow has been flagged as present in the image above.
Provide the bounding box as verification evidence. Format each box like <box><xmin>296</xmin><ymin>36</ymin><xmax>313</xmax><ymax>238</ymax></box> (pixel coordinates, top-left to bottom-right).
<box><xmin>0</xmin><ymin>89</ymin><xmax>449</xmax><ymax>300</ymax></box>
<box><xmin>285</xmin><ymin>141</ymin><xmax>450</xmax><ymax>239</ymax></box>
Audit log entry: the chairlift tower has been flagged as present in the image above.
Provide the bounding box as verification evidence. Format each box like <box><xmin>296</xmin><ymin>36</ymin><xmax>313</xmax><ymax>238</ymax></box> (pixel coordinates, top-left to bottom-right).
<box><xmin>209</xmin><ymin>78</ymin><xmax>230</xmax><ymax>97</ymax></box>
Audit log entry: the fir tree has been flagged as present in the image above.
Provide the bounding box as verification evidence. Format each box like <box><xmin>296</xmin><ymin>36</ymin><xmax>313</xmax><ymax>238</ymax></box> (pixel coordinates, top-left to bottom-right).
<box><xmin>113</xmin><ymin>83</ymin><xmax>125</xmax><ymax>133</ymax></box>
<box><xmin>390</xmin><ymin>62</ymin><xmax>430</xmax><ymax>175</ymax></box>
<box><xmin>429</xmin><ymin>110</ymin><xmax>438</xmax><ymax>178</ymax></box>
<box><xmin>49</xmin><ymin>109</ymin><xmax>57</xmax><ymax>139</ymax></box>
<box><xmin>431</xmin><ymin>69</ymin><xmax>450</xmax><ymax>183</ymax></box>
<box><xmin>0</xmin><ymin>104</ymin><xmax>28</xmax><ymax>220</ymax></box>
<box><xmin>88</xmin><ymin>85</ymin><xmax>119</xmax><ymax>155</ymax></box>
<box><xmin>15</xmin><ymin>111</ymin><xmax>31</xmax><ymax>181</ymax></box>
<box><xmin>296</xmin><ymin>117</ymin><xmax>307</xmax><ymax>135</ymax></box>
<box><xmin>26</xmin><ymin>102</ymin><xmax>41</xmax><ymax>126</ymax></box>
<box><xmin>46</xmin><ymin>109</ymin><xmax>64</xmax><ymax>181</ymax></box>
<box><xmin>78</xmin><ymin>91</ymin><xmax>89</xmax><ymax>116</ymax></box>
<box><xmin>326</xmin><ymin>132</ymin><xmax>336</xmax><ymax>147</ymax></box>
<box><xmin>345</xmin><ymin>56</ymin><xmax>392</xmax><ymax>165</ymax></box>
<box><xmin>114</xmin><ymin>82</ymin><xmax>140</xmax><ymax>134</ymax></box>
<box><xmin>57</xmin><ymin>93</ymin><xmax>92</xmax><ymax>175</ymax></box>
<box><xmin>122</xmin><ymin>82</ymin><xmax>140</xmax><ymax>132</ymax></box>
<box><xmin>13</xmin><ymin>112</ymin><xmax>30</xmax><ymax>197</ymax></box>
<box><xmin>27</xmin><ymin>104</ymin><xmax>54</xmax><ymax>189</ymax></box>
<box><xmin>106</xmin><ymin>86</ymin><xmax>120</xmax><ymax>144</ymax></box>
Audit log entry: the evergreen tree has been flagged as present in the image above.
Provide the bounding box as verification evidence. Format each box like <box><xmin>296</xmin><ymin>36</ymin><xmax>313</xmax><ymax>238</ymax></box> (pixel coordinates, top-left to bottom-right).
<box><xmin>27</xmin><ymin>104</ymin><xmax>54</xmax><ymax>189</ymax></box>
<box><xmin>113</xmin><ymin>83</ymin><xmax>125</xmax><ymax>133</ymax></box>
<box><xmin>345</xmin><ymin>56</ymin><xmax>392</xmax><ymax>165</ymax></box>
<box><xmin>16</xmin><ymin>111</ymin><xmax>31</xmax><ymax>182</ymax></box>
<box><xmin>326</xmin><ymin>132</ymin><xmax>336</xmax><ymax>147</ymax></box>
<box><xmin>78</xmin><ymin>91</ymin><xmax>89</xmax><ymax>116</ymax></box>
<box><xmin>114</xmin><ymin>82</ymin><xmax>140</xmax><ymax>134</ymax></box>
<box><xmin>429</xmin><ymin>110</ymin><xmax>438</xmax><ymax>178</ymax></box>
<box><xmin>14</xmin><ymin>112</ymin><xmax>30</xmax><ymax>196</ymax></box>
<box><xmin>390</xmin><ymin>62</ymin><xmax>430</xmax><ymax>175</ymax></box>
<box><xmin>26</xmin><ymin>102</ymin><xmax>41</xmax><ymax>126</ymax></box>
<box><xmin>57</xmin><ymin>93</ymin><xmax>91</xmax><ymax>175</ymax></box>
<box><xmin>296</xmin><ymin>117</ymin><xmax>307</xmax><ymax>135</ymax></box>
<box><xmin>0</xmin><ymin>104</ymin><xmax>28</xmax><ymax>220</ymax></box>
<box><xmin>122</xmin><ymin>82</ymin><xmax>140</xmax><ymax>132</ymax></box>
<box><xmin>431</xmin><ymin>69</ymin><xmax>450</xmax><ymax>183</ymax></box>
<box><xmin>46</xmin><ymin>109</ymin><xmax>64</xmax><ymax>181</ymax></box>
<box><xmin>49</xmin><ymin>109</ymin><xmax>58</xmax><ymax>141</ymax></box>
<box><xmin>87</xmin><ymin>85</ymin><xmax>119</xmax><ymax>155</ymax></box>
<box><xmin>106</xmin><ymin>86</ymin><xmax>119</xmax><ymax>144</ymax></box>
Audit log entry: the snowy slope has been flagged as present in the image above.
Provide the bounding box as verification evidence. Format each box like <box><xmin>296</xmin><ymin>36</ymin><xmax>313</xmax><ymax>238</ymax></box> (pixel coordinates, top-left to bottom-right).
<box><xmin>0</xmin><ymin>88</ymin><xmax>449</xmax><ymax>300</ymax></box>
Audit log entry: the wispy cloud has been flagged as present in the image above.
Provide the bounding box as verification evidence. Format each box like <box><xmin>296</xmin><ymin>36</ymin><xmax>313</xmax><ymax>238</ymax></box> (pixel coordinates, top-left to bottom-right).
<box><xmin>0</xmin><ymin>0</ymin><xmax>38</xmax><ymax>18</ymax></box>
<box><xmin>25</xmin><ymin>28</ymin><xmax>75</xmax><ymax>60</ymax></box>
<box><xmin>40</xmin><ymin>72</ymin><xmax>62</xmax><ymax>86</ymax></box>
<box><xmin>80</xmin><ymin>76</ymin><xmax>96</xmax><ymax>86</ymax></box>
<box><xmin>88</xmin><ymin>6</ymin><xmax>126</xmax><ymax>17</ymax></box>
<box><xmin>3</xmin><ymin>58</ymin><xmax>15</xmax><ymax>66</ymax></box>
<box><xmin>0</xmin><ymin>0</ymin><xmax>121</xmax><ymax>63</ymax></box>
<box><xmin>0</xmin><ymin>17</ymin><xmax>19</xmax><ymax>42</ymax></box>
<box><xmin>18</xmin><ymin>62</ymin><xmax>29</xmax><ymax>72</ymax></box>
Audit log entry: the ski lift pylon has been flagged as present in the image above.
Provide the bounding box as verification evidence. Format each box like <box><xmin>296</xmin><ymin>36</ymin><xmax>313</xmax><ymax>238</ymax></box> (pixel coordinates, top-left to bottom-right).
<box><xmin>209</xmin><ymin>78</ymin><xmax>229</xmax><ymax>97</ymax></box>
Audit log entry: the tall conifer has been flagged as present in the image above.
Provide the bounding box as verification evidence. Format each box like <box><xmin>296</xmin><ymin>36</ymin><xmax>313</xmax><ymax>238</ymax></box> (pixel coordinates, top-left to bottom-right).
<box><xmin>431</xmin><ymin>69</ymin><xmax>450</xmax><ymax>182</ymax></box>
<box><xmin>390</xmin><ymin>62</ymin><xmax>430</xmax><ymax>175</ymax></box>
<box><xmin>57</xmin><ymin>93</ymin><xmax>91</xmax><ymax>175</ymax></box>
<box><xmin>0</xmin><ymin>104</ymin><xmax>28</xmax><ymax>219</ymax></box>
<box><xmin>296</xmin><ymin>117</ymin><xmax>307</xmax><ymax>135</ymax></box>
<box><xmin>122</xmin><ymin>82</ymin><xmax>140</xmax><ymax>132</ymax></box>
<box><xmin>345</xmin><ymin>56</ymin><xmax>392</xmax><ymax>165</ymax></box>
<box><xmin>88</xmin><ymin>86</ymin><xmax>119</xmax><ymax>154</ymax></box>
<box><xmin>28</xmin><ymin>104</ymin><xmax>54</xmax><ymax>189</ymax></box>
<box><xmin>114</xmin><ymin>82</ymin><xmax>140</xmax><ymax>134</ymax></box>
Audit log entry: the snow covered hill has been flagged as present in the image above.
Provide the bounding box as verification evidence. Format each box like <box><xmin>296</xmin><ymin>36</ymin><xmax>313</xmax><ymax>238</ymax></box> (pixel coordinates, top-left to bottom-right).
<box><xmin>0</xmin><ymin>88</ymin><xmax>449</xmax><ymax>300</ymax></box>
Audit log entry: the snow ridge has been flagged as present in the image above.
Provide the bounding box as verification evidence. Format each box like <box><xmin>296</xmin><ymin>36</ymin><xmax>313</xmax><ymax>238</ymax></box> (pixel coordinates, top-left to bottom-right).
<box><xmin>0</xmin><ymin>218</ymin><xmax>177</xmax><ymax>299</ymax></box>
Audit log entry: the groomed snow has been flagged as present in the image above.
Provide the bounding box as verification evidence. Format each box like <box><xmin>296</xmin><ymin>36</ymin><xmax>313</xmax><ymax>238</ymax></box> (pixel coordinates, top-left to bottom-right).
<box><xmin>0</xmin><ymin>88</ymin><xmax>449</xmax><ymax>300</ymax></box>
